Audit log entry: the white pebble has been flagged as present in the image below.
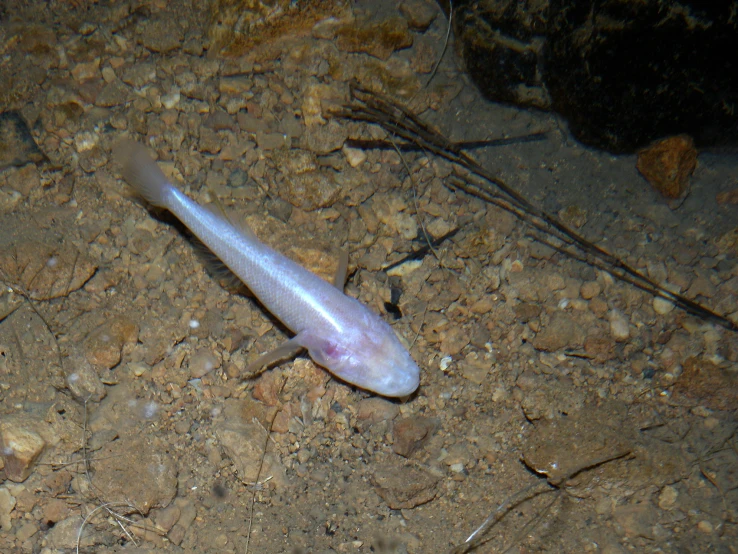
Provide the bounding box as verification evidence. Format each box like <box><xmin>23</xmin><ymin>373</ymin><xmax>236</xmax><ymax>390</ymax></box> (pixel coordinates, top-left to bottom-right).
<box><xmin>141</xmin><ymin>401</ymin><xmax>159</xmax><ymax>419</ymax></box>
<box><xmin>342</xmin><ymin>145</ymin><xmax>367</xmax><ymax>167</ymax></box>
<box><xmin>73</xmin><ymin>130</ymin><xmax>99</xmax><ymax>153</ymax></box>
<box><xmin>439</xmin><ymin>356</ymin><xmax>452</xmax><ymax>372</ymax></box>
<box><xmin>386</xmin><ymin>259</ymin><xmax>422</xmax><ymax>277</ymax></box>
<box><xmin>188</xmin><ymin>319</ymin><xmax>200</xmax><ymax>329</ymax></box>
<box><xmin>161</xmin><ymin>88</ymin><xmax>181</xmax><ymax>109</ymax></box>
<box><xmin>653</xmin><ymin>296</ymin><xmax>675</xmax><ymax>315</ymax></box>
<box><xmin>608</xmin><ymin>310</ymin><xmax>630</xmax><ymax>341</ymax></box>
<box><xmin>127</xmin><ymin>362</ymin><xmax>149</xmax><ymax>377</ymax></box>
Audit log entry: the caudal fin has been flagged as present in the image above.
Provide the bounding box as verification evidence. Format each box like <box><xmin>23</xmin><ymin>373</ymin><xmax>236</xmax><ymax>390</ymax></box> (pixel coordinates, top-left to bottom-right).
<box><xmin>114</xmin><ymin>140</ymin><xmax>173</xmax><ymax>208</ymax></box>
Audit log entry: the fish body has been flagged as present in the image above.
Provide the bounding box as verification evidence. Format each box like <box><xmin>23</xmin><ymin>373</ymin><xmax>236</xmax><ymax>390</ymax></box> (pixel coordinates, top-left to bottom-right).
<box><xmin>118</xmin><ymin>142</ymin><xmax>420</xmax><ymax>397</ymax></box>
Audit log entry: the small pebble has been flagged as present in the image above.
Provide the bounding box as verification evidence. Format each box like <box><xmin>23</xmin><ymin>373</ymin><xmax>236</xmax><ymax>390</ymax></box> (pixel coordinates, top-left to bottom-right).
<box><xmin>608</xmin><ymin>310</ymin><xmax>630</xmax><ymax>341</ymax></box>
<box><xmin>658</xmin><ymin>485</ymin><xmax>678</xmax><ymax>510</ymax></box>
<box><xmin>580</xmin><ymin>281</ymin><xmax>601</xmax><ymax>299</ymax></box>
<box><xmin>15</xmin><ymin>521</ymin><xmax>38</xmax><ymax>542</ymax></box>
<box><xmin>653</xmin><ymin>296</ymin><xmax>675</xmax><ymax>315</ymax></box>
<box><xmin>188</xmin><ymin>350</ymin><xmax>219</xmax><ymax>379</ymax></box>
<box><xmin>174</xmin><ymin>420</ymin><xmax>190</xmax><ymax>435</ymax></box>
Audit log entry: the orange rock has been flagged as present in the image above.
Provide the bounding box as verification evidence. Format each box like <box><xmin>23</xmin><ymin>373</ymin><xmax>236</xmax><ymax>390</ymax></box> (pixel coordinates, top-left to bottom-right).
<box><xmin>636</xmin><ymin>134</ymin><xmax>697</xmax><ymax>199</ymax></box>
<box><xmin>335</xmin><ymin>17</ymin><xmax>414</xmax><ymax>60</ymax></box>
<box><xmin>716</xmin><ymin>188</ymin><xmax>738</xmax><ymax>204</ymax></box>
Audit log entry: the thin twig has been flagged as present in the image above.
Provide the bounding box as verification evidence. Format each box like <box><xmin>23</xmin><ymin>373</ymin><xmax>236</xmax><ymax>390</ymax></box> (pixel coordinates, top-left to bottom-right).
<box><xmin>387</xmin><ymin>135</ymin><xmax>439</xmax><ymax>264</ymax></box>
<box><xmin>450</xmin><ymin>449</ymin><xmax>632</xmax><ymax>553</ymax></box>
<box><xmin>425</xmin><ymin>0</ymin><xmax>453</xmax><ymax>87</ymax></box>
<box><xmin>450</xmin><ymin>481</ymin><xmax>556</xmax><ymax>554</ymax></box>
<box><xmin>332</xmin><ymin>86</ymin><xmax>738</xmax><ymax>333</ymax></box>
<box><xmin>244</xmin><ymin>377</ymin><xmax>286</xmax><ymax>554</ymax></box>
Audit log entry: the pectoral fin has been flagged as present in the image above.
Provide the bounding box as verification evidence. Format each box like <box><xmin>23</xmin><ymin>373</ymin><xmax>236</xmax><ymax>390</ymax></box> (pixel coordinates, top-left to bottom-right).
<box><xmin>245</xmin><ymin>336</ymin><xmax>304</xmax><ymax>375</ymax></box>
<box><xmin>291</xmin><ymin>330</ymin><xmax>349</xmax><ymax>369</ymax></box>
<box><xmin>245</xmin><ymin>330</ymin><xmax>350</xmax><ymax>382</ymax></box>
<box><xmin>333</xmin><ymin>249</ymin><xmax>349</xmax><ymax>289</ymax></box>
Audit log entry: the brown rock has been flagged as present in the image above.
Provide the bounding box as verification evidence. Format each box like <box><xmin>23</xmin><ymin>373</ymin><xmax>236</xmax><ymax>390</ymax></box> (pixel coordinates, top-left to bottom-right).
<box><xmin>673</xmin><ymin>357</ymin><xmax>738</xmax><ymax>411</ymax></box>
<box><xmin>357</xmin><ymin>398</ymin><xmax>400</xmax><ymax>426</ymax></box>
<box><xmin>0</xmin><ymin>238</ymin><xmax>96</xmax><ymax>301</ymax></box>
<box><xmin>0</xmin><ymin>418</ymin><xmax>46</xmax><ymax>482</ymax></box>
<box><xmin>580</xmin><ymin>281</ymin><xmax>601</xmax><ymax>300</ymax></box>
<box><xmin>252</xmin><ymin>371</ymin><xmax>282</xmax><ymax>406</ymax></box>
<box><xmin>439</xmin><ymin>326</ymin><xmax>470</xmax><ymax>356</ymax></box>
<box><xmin>589</xmin><ymin>296</ymin><xmax>609</xmax><ymax>318</ymax></box>
<box><xmin>43</xmin><ymin>469</ymin><xmax>72</xmax><ymax>497</ymax></box>
<box><xmin>392</xmin><ymin>416</ymin><xmax>439</xmax><ymax>457</ymax></box>
<box><xmin>686</xmin><ymin>275</ymin><xmax>716</xmax><ymax>299</ymax></box>
<box><xmin>84</xmin><ymin>316</ymin><xmax>139</xmax><ymax>369</ymax></box>
<box><xmin>532</xmin><ymin>311</ymin><xmax>584</xmax><ymax>352</ymax></box>
<box><xmin>15</xmin><ymin>521</ymin><xmax>38</xmax><ymax>542</ymax></box>
<box><xmin>95</xmin><ymin>78</ymin><xmax>131</xmax><ymax>107</ymax></box>
<box><xmin>514</xmin><ymin>302</ymin><xmax>542</xmax><ymax>323</ymax></box>
<box><xmin>716</xmin><ymin>188</ymin><xmax>738</xmax><ymax>205</ymax></box>
<box><xmin>216</xmin><ymin>419</ymin><xmax>287</xmax><ymax>488</ymax></box>
<box><xmin>92</xmin><ymin>433</ymin><xmax>178</xmax><ymax>514</ymax></box>
<box><xmin>636</xmin><ymin>134</ymin><xmax>697</xmax><ymax>199</ymax></box>
<box><xmin>209</xmin><ymin>1</ymin><xmax>346</xmax><ymax>57</ymax></box>
<box><xmin>399</xmin><ymin>0</ymin><xmax>438</xmax><ymax>31</ymax></box>
<box><xmin>303</xmin><ymin>119</ymin><xmax>349</xmax><ymax>154</ymax></box>
<box><xmin>522</xmin><ymin>404</ymin><xmax>632</xmax><ymax>485</ymax></box>
<box><xmin>371</xmin><ymin>462</ymin><xmax>440</xmax><ymax>509</ymax></box>
<box><xmin>0</xmin><ymin>487</ymin><xmax>14</xmax><ymax>531</ymax></box>
<box><xmin>121</xmin><ymin>62</ymin><xmax>157</xmax><ymax>88</ymax></box>
<box><xmin>335</xmin><ymin>17</ymin><xmax>413</xmax><ymax>60</ymax></box>
<box><xmin>138</xmin><ymin>14</ymin><xmax>184</xmax><ymax>53</ymax></box>
<box><xmin>14</xmin><ymin>488</ymin><xmax>37</xmax><ymax>514</ymax></box>
<box><xmin>280</xmin><ymin>170</ymin><xmax>341</xmax><ymax>211</ymax></box>
<box><xmin>47</xmin><ymin>515</ymin><xmax>98</xmax><ymax>549</ymax></box>
<box><xmin>71</xmin><ymin>59</ymin><xmax>101</xmax><ymax>82</ymax></box>
<box><xmin>6</xmin><ymin>163</ymin><xmax>40</xmax><ymax>196</ymax></box>
<box><xmin>558</xmin><ymin>205</ymin><xmax>588</xmax><ymax>228</ymax></box>
<box><xmin>188</xmin><ymin>349</ymin><xmax>220</xmax><ymax>379</ymax></box>
<box><xmin>0</xmin><ymin>287</ymin><xmax>22</xmax><ymax>322</ymax></box>
<box><xmin>43</xmin><ymin>499</ymin><xmax>71</xmax><ymax>525</ymax></box>
<box><xmin>255</xmin><ymin>130</ymin><xmax>287</xmax><ymax>150</ymax></box>
<box><xmin>583</xmin><ymin>333</ymin><xmax>616</xmax><ymax>362</ymax></box>
<box><xmin>153</xmin><ymin>504</ymin><xmax>181</xmax><ymax>532</ymax></box>
<box><xmin>65</xmin><ymin>355</ymin><xmax>106</xmax><ymax>401</ymax></box>
<box><xmin>167</xmin><ymin>499</ymin><xmax>196</xmax><ymax>546</ymax></box>
<box><xmin>459</xmin><ymin>352</ymin><xmax>490</xmax><ymax>385</ymax></box>
<box><xmin>199</xmin><ymin>127</ymin><xmax>222</xmax><ymax>154</ymax></box>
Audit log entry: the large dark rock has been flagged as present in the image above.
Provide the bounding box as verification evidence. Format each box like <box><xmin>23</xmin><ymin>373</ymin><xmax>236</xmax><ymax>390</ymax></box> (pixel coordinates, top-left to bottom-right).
<box><xmin>447</xmin><ymin>0</ymin><xmax>738</xmax><ymax>153</ymax></box>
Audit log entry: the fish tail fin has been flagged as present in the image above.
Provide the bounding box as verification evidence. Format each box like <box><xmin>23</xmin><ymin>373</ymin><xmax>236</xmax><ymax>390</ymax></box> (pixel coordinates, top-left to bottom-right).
<box><xmin>114</xmin><ymin>140</ymin><xmax>173</xmax><ymax>208</ymax></box>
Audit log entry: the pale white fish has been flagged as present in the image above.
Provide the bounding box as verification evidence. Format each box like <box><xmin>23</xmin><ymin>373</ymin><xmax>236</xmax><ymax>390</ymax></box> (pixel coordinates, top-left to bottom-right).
<box><xmin>116</xmin><ymin>141</ymin><xmax>420</xmax><ymax>397</ymax></box>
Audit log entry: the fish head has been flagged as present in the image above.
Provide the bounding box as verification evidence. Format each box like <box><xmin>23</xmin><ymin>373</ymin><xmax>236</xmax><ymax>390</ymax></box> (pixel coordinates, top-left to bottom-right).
<box><xmin>300</xmin><ymin>324</ymin><xmax>420</xmax><ymax>398</ymax></box>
